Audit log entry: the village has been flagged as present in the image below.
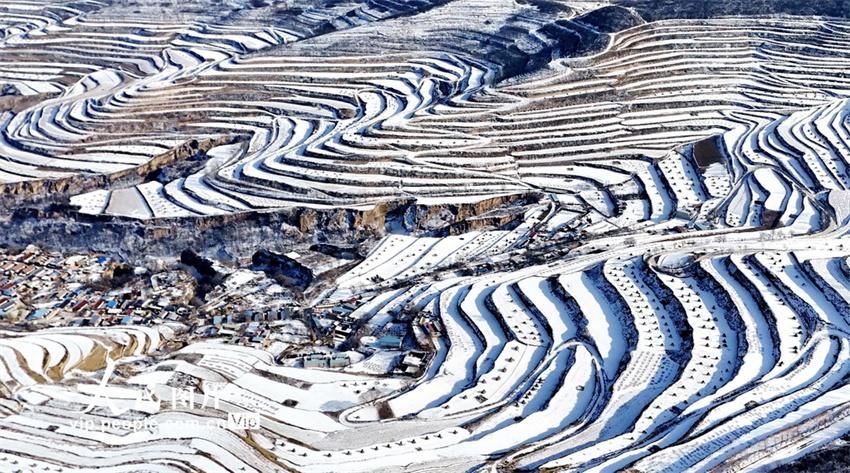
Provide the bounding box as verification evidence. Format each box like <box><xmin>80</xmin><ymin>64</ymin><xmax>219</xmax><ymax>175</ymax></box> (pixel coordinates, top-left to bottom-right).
<box><xmin>0</xmin><ymin>245</ymin><xmax>438</xmax><ymax>378</ymax></box>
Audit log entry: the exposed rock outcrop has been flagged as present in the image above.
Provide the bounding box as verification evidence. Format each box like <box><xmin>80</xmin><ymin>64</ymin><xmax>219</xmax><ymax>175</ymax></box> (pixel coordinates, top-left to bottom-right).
<box><xmin>0</xmin><ymin>192</ymin><xmax>536</xmax><ymax>263</ymax></box>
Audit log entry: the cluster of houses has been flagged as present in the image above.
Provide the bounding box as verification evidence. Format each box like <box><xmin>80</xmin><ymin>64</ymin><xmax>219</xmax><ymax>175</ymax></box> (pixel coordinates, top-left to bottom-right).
<box><xmin>413</xmin><ymin>313</ymin><xmax>444</xmax><ymax>339</ymax></box>
<box><xmin>290</xmin><ymin>300</ymin><xmax>442</xmax><ymax>375</ymax></box>
<box><xmin>398</xmin><ymin>350</ymin><xmax>428</xmax><ymax>375</ymax></box>
<box><xmin>303</xmin><ymin>353</ymin><xmax>351</xmax><ymax>369</ymax></box>
<box><xmin>0</xmin><ymin>247</ymin><xmax>108</xmax><ymax>322</ymax></box>
<box><xmin>194</xmin><ymin>307</ymin><xmax>307</xmax><ymax>344</ymax></box>
<box><xmin>3</xmin><ymin>247</ymin><xmax>444</xmax><ymax>380</ymax></box>
<box><xmin>218</xmin><ymin>320</ymin><xmax>273</xmax><ymax>346</ymax></box>
<box><xmin>312</xmin><ymin>299</ymin><xmax>362</xmax><ymax>345</ymax></box>
<box><xmin>33</xmin><ymin>279</ymin><xmax>194</xmax><ymax>328</ymax></box>
<box><xmin>299</xmin><ymin>348</ymin><xmax>427</xmax><ymax>374</ymax></box>
<box><xmin>0</xmin><ymin>247</ymin><xmax>198</xmax><ymax>328</ymax></box>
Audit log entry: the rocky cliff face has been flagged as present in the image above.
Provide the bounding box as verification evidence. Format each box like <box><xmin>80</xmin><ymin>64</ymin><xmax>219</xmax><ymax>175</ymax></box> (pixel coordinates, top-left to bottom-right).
<box><xmin>251</xmin><ymin>249</ymin><xmax>313</xmax><ymax>288</ymax></box>
<box><xmin>0</xmin><ymin>192</ymin><xmax>536</xmax><ymax>263</ymax></box>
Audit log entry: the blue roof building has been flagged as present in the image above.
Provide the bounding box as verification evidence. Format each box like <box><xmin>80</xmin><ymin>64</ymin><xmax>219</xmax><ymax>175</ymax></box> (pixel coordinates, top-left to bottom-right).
<box><xmin>378</xmin><ymin>335</ymin><xmax>403</xmax><ymax>349</ymax></box>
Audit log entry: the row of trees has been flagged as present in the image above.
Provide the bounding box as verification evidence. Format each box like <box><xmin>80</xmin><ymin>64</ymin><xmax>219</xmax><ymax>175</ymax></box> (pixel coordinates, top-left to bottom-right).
<box><xmin>708</xmin><ymin>401</ymin><xmax>850</xmax><ymax>473</ymax></box>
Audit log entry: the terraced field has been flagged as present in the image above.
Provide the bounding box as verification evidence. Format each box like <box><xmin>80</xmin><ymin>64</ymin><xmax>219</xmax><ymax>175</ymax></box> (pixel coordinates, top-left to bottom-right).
<box><xmin>2</xmin><ymin>1</ymin><xmax>850</xmax><ymax>217</ymax></box>
<box><xmin>4</xmin><ymin>0</ymin><xmax>850</xmax><ymax>472</ymax></box>
<box><xmin>4</xmin><ymin>233</ymin><xmax>850</xmax><ymax>471</ymax></box>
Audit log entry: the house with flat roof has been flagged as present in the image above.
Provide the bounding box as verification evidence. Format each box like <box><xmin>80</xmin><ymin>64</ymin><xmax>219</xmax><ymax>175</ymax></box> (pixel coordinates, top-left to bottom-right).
<box><xmin>329</xmin><ymin>354</ymin><xmax>350</xmax><ymax>368</ymax></box>
<box><xmin>304</xmin><ymin>354</ymin><xmax>327</xmax><ymax>369</ymax></box>
<box><xmin>378</xmin><ymin>335</ymin><xmax>403</xmax><ymax>350</ymax></box>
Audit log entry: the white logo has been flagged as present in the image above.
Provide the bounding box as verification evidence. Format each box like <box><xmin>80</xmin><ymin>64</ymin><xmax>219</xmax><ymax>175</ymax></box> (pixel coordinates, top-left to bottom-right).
<box><xmin>19</xmin><ymin>358</ymin><xmax>225</xmax><ymax>416</ymax></box>
<box><xmin>228</xmin><ymin>412</ymin><xmax>261</xmax><ymax>430</ymax></box>
<box><xmin>16</xmin><ymin>359</ymin><xmax>259</xmax><ymax>432</ymax></box>
<box><xmin>79</xmin><ymin>357</ymin><xmax>161</xmax><ymax>415</ymax></box>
